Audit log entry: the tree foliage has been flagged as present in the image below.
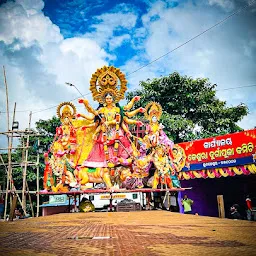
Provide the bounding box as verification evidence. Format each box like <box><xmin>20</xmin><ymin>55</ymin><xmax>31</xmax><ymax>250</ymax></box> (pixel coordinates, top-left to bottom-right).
<box><xmin>126</xmin><ymin>72</ymin><xmax>248</xmax><ymax>143</ymax></box>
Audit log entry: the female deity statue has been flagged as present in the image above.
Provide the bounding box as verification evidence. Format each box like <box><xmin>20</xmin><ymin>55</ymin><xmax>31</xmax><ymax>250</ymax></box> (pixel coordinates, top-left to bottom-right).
<box><xmin>144</xmin><ymin>101</ymin><xmax>174</xmax><ymax>149</ymax></box>
<box><xmin>54</xmin><ymin>101</ymin><xmax>97</xmax><ymax>166</ymax></box>
<box><xmin>78</xmin><ymin>66</ymin><xmax>144</xmax><ymax>169</ymax></box>
<box><xmin>54</xmin><ymin>102</ymin><xmax>78</xmax><ymax>157</ymax></box>
<box><xmin>42</xmin><ymin>102</ymin><xmax>82</xmax><ymax>191</ymax></box>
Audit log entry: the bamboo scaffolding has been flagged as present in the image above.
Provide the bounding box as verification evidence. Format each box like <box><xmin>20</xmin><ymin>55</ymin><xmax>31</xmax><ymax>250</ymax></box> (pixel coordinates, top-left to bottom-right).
<box><xmin>0</xmin><ymin>162</ymin><xmax>39</xmax><ymax>167</ymax></box>
<box><xmin>3</xmin><ymin>66</ymin><xmax>10</xmax><ymax>221</ymax></box>
<box><xmin>20</xmin><ymin>131</ymin><xmax>36</xmax><ymax>217</ymax></box>
<box><xmin>0</xmin><ymin>146</ymin><xmax>31</xmax><ymax>150</ymax></box>
<box><xmin>26</xmin><ymin>180</ymin><xmax>34</xmax><ymax>217</ymax></box>
<box><xmin>0</xmin><ymin>131</ymin><xmax>43</xmax><ymax>135</ymax></box>
<box><xmin>1</xmin><ymin>190</ymin><xmax>38</xmax><ymax>194</ymax></box>
<box><xmin>21</xmin><ymin>112</ymin><xmax>32</xmax><ymax>212</ymax></box>
<box><xmin>9</xmin><ymin>102</ymin><xmax>16</xmax><ymax>194</ymax></box>
<box><xmin>1</xmin><ymin>66</ymin><xmax>41</xmax><ymax>221</ymax></box>
<box><xmin>0</xmin><ymin>155</ymin><xmax>23</xmax><ymax>209</ymax></box>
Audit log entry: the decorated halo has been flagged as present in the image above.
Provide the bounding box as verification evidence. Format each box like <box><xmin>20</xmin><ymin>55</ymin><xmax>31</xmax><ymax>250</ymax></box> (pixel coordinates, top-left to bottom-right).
<box><xmin>144</xmin><ymin>102</ymin><xmax>162</xmax><ymax>121</ymax></box>
<box><xmin>57</xmin><ymin>102</ymin><xmax>76</xmax><ymax>119</ymax></box>
<box><xmin>90</xmin><ymin>66</ymin><xmax>127</xmax><ymax>104</ymax></box>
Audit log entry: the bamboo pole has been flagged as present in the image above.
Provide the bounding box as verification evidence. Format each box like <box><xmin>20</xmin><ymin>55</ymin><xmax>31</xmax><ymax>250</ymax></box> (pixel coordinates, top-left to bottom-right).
<box><xmin>0</xmin><ymin>146</ymin><xmax>31</xmax><ymax>150</ymax></box>
<box><xmin>0</xmin><ymin>190</ymin><xmax>38</xmax><ymax>194</ymax></box>
<box><xmin>21</xmin><ymin>112</ymin><xmax>32</xmax><ymax>212</ymax></box>
<box><xmin>5</xmin><ymin>103</ymin><xmax>17</xmax><ymax>217</ymax></box>
<box><xmin>9</xmin><ymin>195</ymin><xmax>17</xmax><ymax>221</ymax></box>
<box><xmin>26</xmin><ymin>180</ymin><xmax>34</xmax><ymax>217</ymax></box>
<box><xmin>3</xmin><ymin>66</ymin><xmax>9</xmax><ymax>131</ymax></box>
<box><xmin>36</xmin><ymin>140</ymin><xmax>40</xmax><ymax>217</ymax></box>
<box><xmin>0</xmin><ymin>154</ymin><xmax>23</xmax><ymax>207</ymax></box>
<box><xmin>8</xmin><ymin>103</ymin><xmax>16</xmax><ymax>195</ymax></box>
<box><xmin>0</xmin><ymin>162</ymin><xmax>38</xmax><ymax>167</ymax></box>
<box><xmin>3</xmin><ymin>66</ymin><xmax>10</xmax><ymax>221</ymax></box>
<box><xmin>0</xmin><ymin>131</ymin><xmax>43</xmax><ymax>135</ymax></box>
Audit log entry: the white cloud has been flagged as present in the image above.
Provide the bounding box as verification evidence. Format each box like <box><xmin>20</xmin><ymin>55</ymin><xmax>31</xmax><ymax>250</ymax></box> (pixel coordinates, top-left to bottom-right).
<box><xmin>208</xmin><ymin>0</ymin><xmax>235</xmax><ymax>10</ymax></box>
<box><xmin>0</xmin><ymin>0</ymin><xmax>109</xmax><ymax>148</ymax></box>
<box><xmin>85</xmin><ymin>7</ymin><xmax>137</xmax><ymax>49</ymax></box>
<box><xmin>122</xmin><ymin>56</ymin><xmax>157</xmax><ymax>92</ymax></box>
<box><xmin>16</xmin><ymin>0</ymin><xmax>44</xmax><ymax>13</ymax></box>
<box><xmin>42</xmin><ymin>37</ymin><xmax>109</xmax><ymax>87</ymax></box>
<box><xmin>109</xmin><ymin>34</ymin><xmax>131</xmax><ymax>50</ymax></box>
<box><xmin>123</xmin><ymin>0</ymin><xmax>256</xmax><ymax>130</ymax></box>
<box><xmin>0</xmin><ymin>0</ymin><xmax>63</xmax><ymax>47</ymax></box>
<box><xmin>238</xmin><ymin>108</ymin><xmax>256</xmax><ymax>129</ymax></box>
<box><xmin>0</xmin><ymin>0</ymin><xmax>255</xmax><ymax>152</ymax></box>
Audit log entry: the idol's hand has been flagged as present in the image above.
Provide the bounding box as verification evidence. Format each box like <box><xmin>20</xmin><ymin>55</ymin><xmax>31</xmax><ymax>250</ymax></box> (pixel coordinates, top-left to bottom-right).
<box><xmin>126</xmin><ymin>131</ymin><xmax>132</xmax><ymax>137</ymax></box>
<box><xmin>103</xmin><ymin>121</ymin><xmax>109</xmax><ymax>128</ymax></box>
<box><xmin>92</xmin><ymin>134</ymin><xmax>97</xmax><ymax>141</ymax></box>
<box><xmin>134</xmin><ymin>96</ymin><xmax>141</xmax><ymax>101</ymax></box>
<box><xmin>78</xmin><ymin>99</ymin><xmax>89</xmax><ymax>106</ymax></box>
<box><xmin>136</xmin><ymin>121</ymin><xmax>144</xmax><ymax>127</ymax></box>
<box><xmin>139</xmin><ymin>107</ymin><xmax>145</xmax><ymax>113</ymax></box>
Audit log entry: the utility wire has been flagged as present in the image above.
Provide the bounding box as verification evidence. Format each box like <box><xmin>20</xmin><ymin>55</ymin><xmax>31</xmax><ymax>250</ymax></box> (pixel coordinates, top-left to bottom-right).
<box><xmin>30</xmin><ymin>0</ymin><xmax>256</xmax><ymax>114</ymax></box>
<box><xmin>138</xmin><ymin>84</ymin><xmax>256</xmax><ymax>99</ymax></box>
<box><xmin>1</xmin><ymin>0</ymin><xmax>255</xmax><ymax>115</ymax></box>
<box><xmin>32</xmin><ymin>92</ymin><xmax>91</xmax><ymax>114</ymax></box>
<box><xmin>126</xmin><ymin>0</ymin><xmax>256</xmax><ymax>77</ymax></box>
<box><xmin>0</xmin><ymin>92</ymin><xmax>91</xmax><ymax>114</ymax></box>
<box><xmin>1</xmin><ymin>84</ymin><xmax>255</xmax><ymax>114</ymax></box>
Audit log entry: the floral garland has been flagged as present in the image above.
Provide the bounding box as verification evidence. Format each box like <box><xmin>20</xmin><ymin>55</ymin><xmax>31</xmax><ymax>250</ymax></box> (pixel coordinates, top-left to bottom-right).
<box><xmin>102</xmin><ymin>113</ymin><xmax>121</xmax><ymax>169</ymax></box>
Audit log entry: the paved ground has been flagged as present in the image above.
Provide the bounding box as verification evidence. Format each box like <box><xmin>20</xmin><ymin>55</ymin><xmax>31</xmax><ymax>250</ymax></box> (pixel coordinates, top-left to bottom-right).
<box><xmin>0</xmin><ymin>211</ymin><xmax>255</xmax><ymax>256</ymax></box>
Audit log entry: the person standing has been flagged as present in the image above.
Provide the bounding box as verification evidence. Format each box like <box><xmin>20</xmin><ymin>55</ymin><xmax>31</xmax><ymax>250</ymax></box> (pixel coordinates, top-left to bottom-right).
<box><xmin>230</xmin><ymin>204</ymin><xmax>242</xmax><ymax>220</ymax></box>
<box><xmin>246</xmin><ymin>195</ymin><xmax>253</xmax><ymax>221</ymax></box>
<box><xmin>0</xmin><ymin>194</ymin><xmax>4</xmax><ymax>219</ymax></box>
<box><xmin>169</xmin><ymin>192</ymin><xmax>179</xmax><ymax>212</ymax></box>
<box><xmin>181</xmin><ymin>194</ymin><xmax>193</xmax><ymax>214</ymax></box>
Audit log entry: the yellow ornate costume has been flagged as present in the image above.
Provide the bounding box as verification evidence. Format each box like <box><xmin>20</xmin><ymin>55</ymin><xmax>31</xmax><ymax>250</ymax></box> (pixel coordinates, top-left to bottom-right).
<box><xmin>152</xmin><ymin>145</ymin><xmax>173</xmax><ymax>189</ymax></box>
<box><xmin>144</xmin><ymin>102</ymin><xmax>163</xmax><ymax>147</ymax></box>
<box><xmin>78</xmin><ymin>66</ymin><xmax>143</xmax><ymax>169</ymax></box>
<box><xmin>43</xmin><ymin>66</ymin><xmax>181</xmax><ymax>191</ymax></box>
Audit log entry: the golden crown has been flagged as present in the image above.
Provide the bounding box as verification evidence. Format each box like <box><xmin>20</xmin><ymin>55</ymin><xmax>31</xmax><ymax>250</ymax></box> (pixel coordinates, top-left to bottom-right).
<box><xmin>90</xmin><ymin>66</ymin><xmax>127</xmax><ymax>104</ymax></box>
<box><xmin>57</xmin><ymin>102</ymin><xmax>76</xmax><ymax>119</ymax></box>
<box><xmin>144</xmin><ymin>102</ymin><xmax>162</xmax><ymax>121</ymax></box>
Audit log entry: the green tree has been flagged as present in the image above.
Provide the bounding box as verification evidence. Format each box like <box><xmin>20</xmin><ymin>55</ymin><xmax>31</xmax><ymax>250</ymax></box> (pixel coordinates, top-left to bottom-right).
<box><xmin>0</xmin><ymin>116</ymin><xmax>61</xmax><ymax>192</ymax></box>
<box><xmin>126</xmin><ymin>72</ymin><xmax>248</xmax><ymax>143</ymax></box>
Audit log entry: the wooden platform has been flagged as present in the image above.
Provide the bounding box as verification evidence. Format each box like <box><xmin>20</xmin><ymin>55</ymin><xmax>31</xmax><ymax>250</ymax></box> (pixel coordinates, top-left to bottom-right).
<box><xmin>38</xmin><ymin>187</ymin><xmax>191</xmax><ymax>196</ymax></box>
<box><xmin>0</xmin><ymin>211</ymin><xmax>255</xmax><ymax>256</ymax></box>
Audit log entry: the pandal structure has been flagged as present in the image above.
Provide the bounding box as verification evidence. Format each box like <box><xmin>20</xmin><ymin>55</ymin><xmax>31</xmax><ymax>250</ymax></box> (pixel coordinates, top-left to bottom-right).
<box><xmin>43</xmin><ymin>66</ymin><xmax>185</xmax><ymax>193</ymax></box>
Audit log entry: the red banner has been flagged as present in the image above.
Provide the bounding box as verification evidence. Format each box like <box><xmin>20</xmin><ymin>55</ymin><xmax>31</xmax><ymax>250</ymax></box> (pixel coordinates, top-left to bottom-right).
<box><xmin>177</xmin><ymin>129</ymin><xmax>256</xmax><ymax>171</ymax></box>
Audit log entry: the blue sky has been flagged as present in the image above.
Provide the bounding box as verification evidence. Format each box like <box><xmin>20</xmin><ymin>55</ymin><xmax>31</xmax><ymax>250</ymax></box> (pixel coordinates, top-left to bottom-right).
<box><xmin>0</xmin><ymin>0</ymin><xmax>256</xmax><ymax>148</ymax></box>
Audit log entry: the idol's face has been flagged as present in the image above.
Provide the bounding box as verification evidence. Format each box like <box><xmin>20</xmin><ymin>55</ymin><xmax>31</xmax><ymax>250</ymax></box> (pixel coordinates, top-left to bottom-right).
<box><xmin>105</xmin><ymin>94</ymin><xmax>113</xmax><ymax>104</ymax></box>
<box><xmin>63</xmin><ymin>117</ymin><xmax>69</xmax><ymax>125</ymax></box>
<box><xmin>156</xmin><ymin>147</ymin><xmax>164</xmax><ymax>156</ymax></box>
<box><xmin>152</xmin><ymin>116</ymin><xmax>157</xmax><ymax>123</ymax></box>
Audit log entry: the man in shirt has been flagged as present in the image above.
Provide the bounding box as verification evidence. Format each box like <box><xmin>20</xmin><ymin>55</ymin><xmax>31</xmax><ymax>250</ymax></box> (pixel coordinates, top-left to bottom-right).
<box><xmin>181</xmin><ymin>194</ymin><xmax>193</xmax><ymax>214</ymax></box>
<box><xmin>246</xmin><ymin>195</ymin><xmax>253</xmax><ymax>221</ymax></box>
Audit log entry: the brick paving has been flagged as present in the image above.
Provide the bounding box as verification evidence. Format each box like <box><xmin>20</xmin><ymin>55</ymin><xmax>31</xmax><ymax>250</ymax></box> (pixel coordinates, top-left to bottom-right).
<box><xmin>0</xmin><ymin>211</ymin><xmax>256</xmax><ymax>256</ymax></box>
